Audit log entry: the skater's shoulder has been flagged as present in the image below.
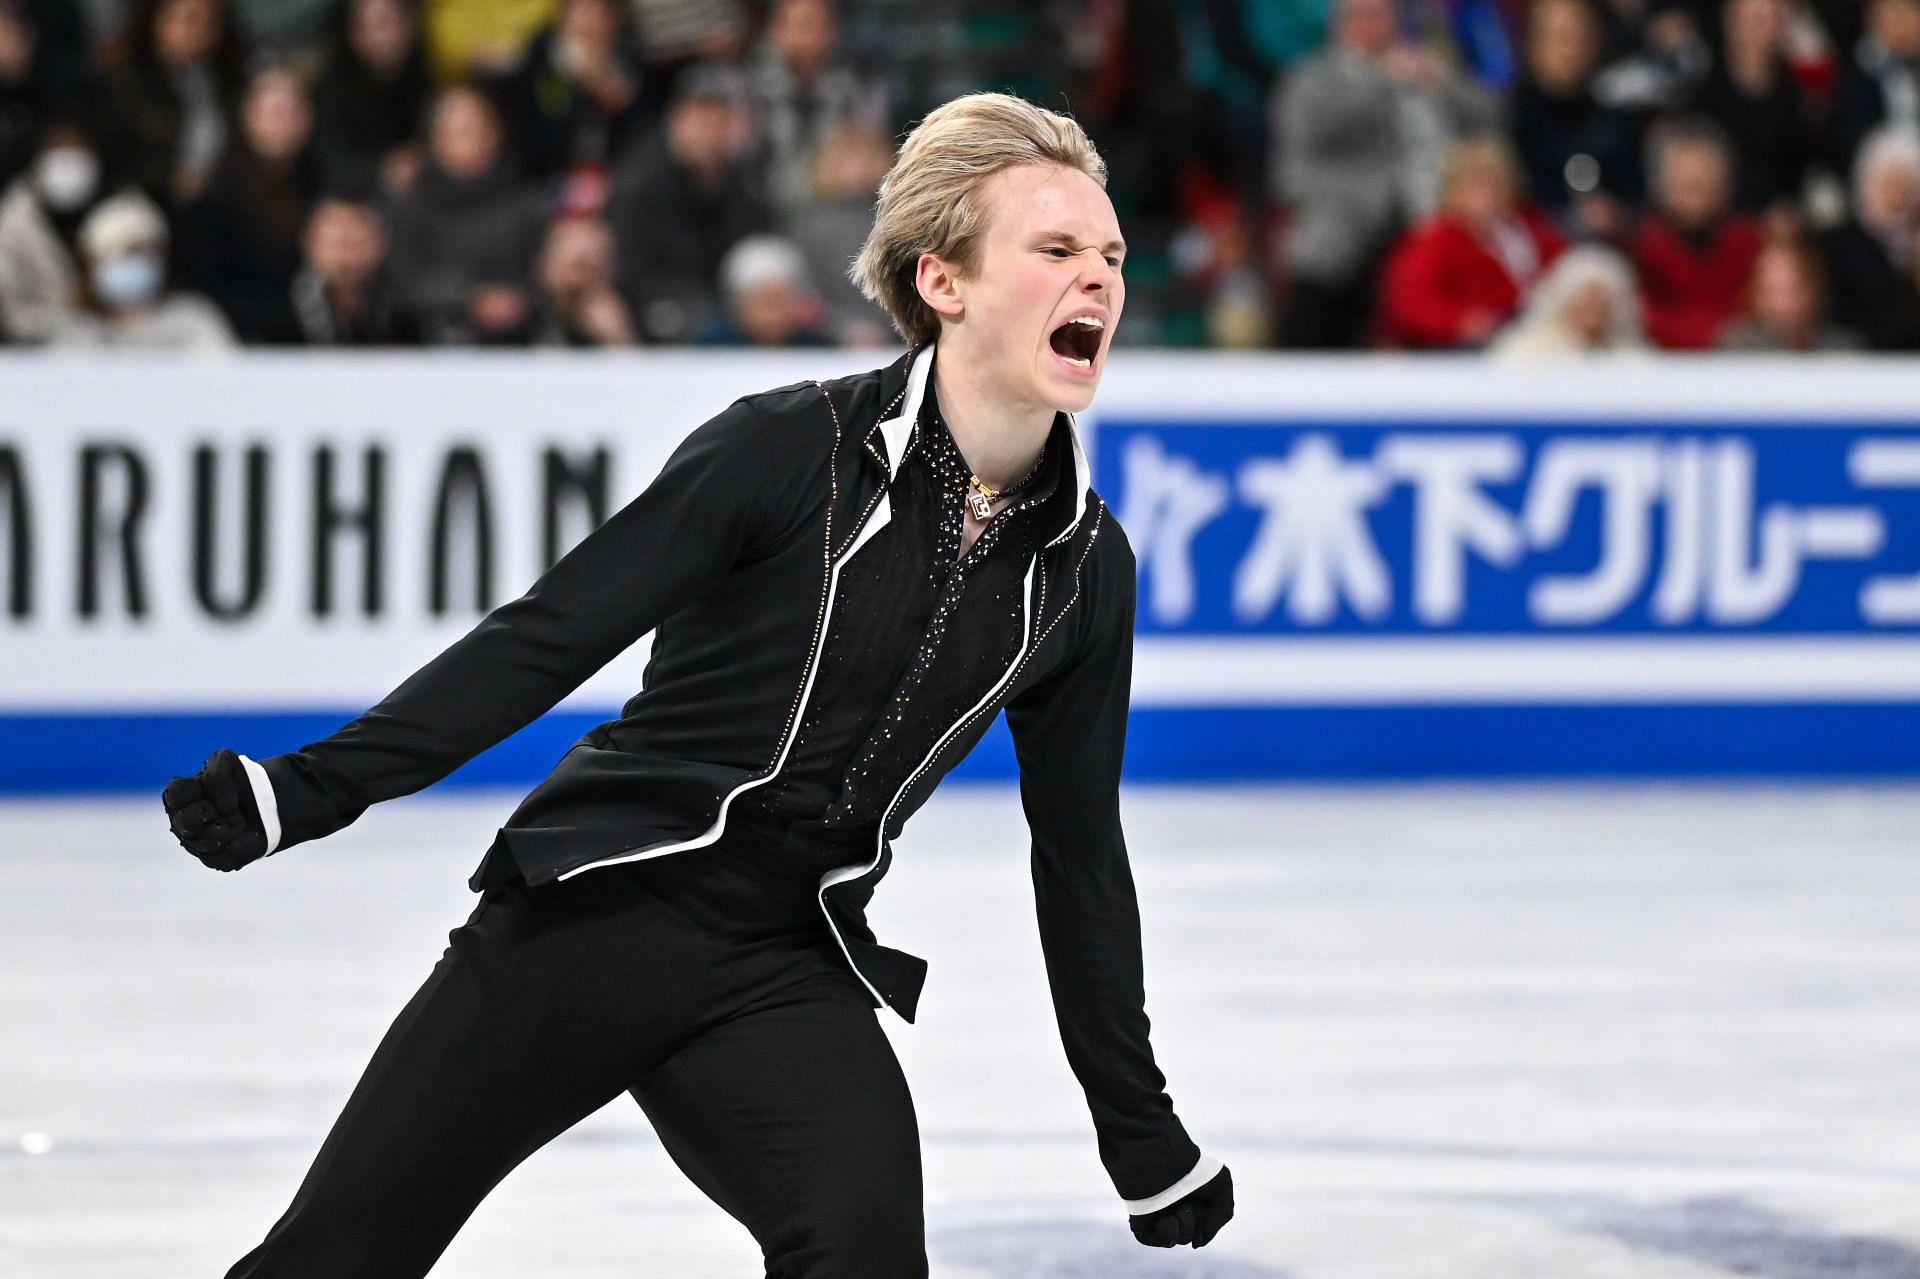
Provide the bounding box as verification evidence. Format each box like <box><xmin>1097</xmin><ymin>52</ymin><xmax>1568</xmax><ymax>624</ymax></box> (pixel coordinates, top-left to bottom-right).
<box><xmin>733</xmin><ymin>350</ymin><xmax>911</xmax><ymax>428</ymax></box>
<box><xmin>1078</xmin><ymin>492</ymin><xmax>1135</xmax><ymax>573</ymax></box>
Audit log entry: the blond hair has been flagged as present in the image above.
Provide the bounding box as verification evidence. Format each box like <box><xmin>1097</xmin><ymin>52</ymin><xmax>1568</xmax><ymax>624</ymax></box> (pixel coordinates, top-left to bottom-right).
<box><xmin>851</xmin><ymin>93</ymin><xmax>1107</xmax><ymax>347</ymax></box>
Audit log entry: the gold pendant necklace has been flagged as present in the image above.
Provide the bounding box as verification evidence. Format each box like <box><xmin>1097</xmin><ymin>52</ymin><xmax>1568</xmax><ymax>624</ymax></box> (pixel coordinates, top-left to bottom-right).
<box><xmin>965</xmin><ymin>475</ymin><xmax>997</xmax><ymax>521</ymax></box>
<box><xmin>964</xmin><ymin>448</ymin><xmax>1046</xmax><ymax>522</ymax></box>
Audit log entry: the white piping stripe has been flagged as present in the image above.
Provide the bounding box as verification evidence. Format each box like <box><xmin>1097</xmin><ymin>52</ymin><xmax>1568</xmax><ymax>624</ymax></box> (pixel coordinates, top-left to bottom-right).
<box><xmin>1124</xmin><ymin>1154</ymin><xmax>1224</xmax><ymax>1216</ymax></box>
<box><xmin>555</xmin><ymin>493</ymin><xmax>896</xmax><ymax>881</ymax></box>
<box><xmin>237</xmin><ymin>753</ymin><xmax>281</xmax><ymax>856</ymax></box>
<box><xmin>818</xmin><ymin>555</ymin><xmax>1042</xmax><ymax>1006</ymax></box>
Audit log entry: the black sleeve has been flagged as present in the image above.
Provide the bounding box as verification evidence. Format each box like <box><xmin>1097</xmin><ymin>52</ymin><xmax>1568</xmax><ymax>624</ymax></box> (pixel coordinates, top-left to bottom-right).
<box><xmin>263</xmin><ymin>396</ymin><xmax>792</xmax><ymax>850</ymax></box>
<box><xmin>1003</xmin><ymin>508</ymin><xmax>1204</xmax><ymax>1203</ymax></box>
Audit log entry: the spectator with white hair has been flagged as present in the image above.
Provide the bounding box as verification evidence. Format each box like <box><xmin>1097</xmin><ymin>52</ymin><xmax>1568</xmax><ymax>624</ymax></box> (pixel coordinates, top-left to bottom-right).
<box><xmin>1822</xmin><ymin>125</ymin><xmax>1920</xmax><ymax>348</ymax></box>
<box><xmin>706</xmin><ymin>231</ymin><xmax>832</xmax><ymax>346</ymax></box>
<box><xmin>1491</xmin><ymin>243</ymin><xmax>1649</xmax><ymax>357</ymax></box>
<box><xmin>49</xmin><ymin>189</ymin><xmax>234</xmax><ymax>350</ymax></box>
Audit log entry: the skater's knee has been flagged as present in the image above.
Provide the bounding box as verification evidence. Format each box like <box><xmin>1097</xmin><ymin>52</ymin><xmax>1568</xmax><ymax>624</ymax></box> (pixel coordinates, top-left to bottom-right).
<box><xmin>769</xmin><ymin>1196</ymin><xmax>927</xmax><ymax>1278</ymax></box>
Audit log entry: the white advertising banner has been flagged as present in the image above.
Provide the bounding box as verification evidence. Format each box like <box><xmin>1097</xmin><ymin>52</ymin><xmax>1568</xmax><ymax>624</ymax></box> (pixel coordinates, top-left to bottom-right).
<box><xmin>0</xmin><ymin>350</ymin><xmax>874</xmax><ymax>710</ymax></box>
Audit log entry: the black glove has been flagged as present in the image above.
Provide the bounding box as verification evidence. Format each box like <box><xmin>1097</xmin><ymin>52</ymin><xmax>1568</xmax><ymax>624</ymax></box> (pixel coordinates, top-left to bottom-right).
<box><xmin>163</xmin><ymin>748</ymin><xmax>270</xmax><ymax>872</ymax></box>
<box><xmin>1129</xmin><ymin>1164</ymin><xmax>1233</xmax><ymax>1249</ymax></box>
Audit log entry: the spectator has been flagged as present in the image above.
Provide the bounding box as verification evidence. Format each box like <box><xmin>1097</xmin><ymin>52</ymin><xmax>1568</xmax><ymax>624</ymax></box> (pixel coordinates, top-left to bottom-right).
<box><xmin>1272</xmin><ymin>0</ymin><xmax>1501</xmax><ymax>348</ymax></box>
<box><xmin>1836</xmin><ymin>0</ymin><xmax>1920</xmax><ymax>168</ymax></box>
<box><xmin>529</xmin><ymin>215</ymin><xmax>636</xmax><ymax>345</ymax></box>
<box><xmin>706</xmin><ymin>232</ymin><xmax>832</xmax><ymax>346</ymax></box>
<box><xmin>1688</xmin><ymin>0</ymin><xmax>1815</xmax><ymax>215</ymax></box>
<box><xmin>0</xmin><ymin>116</ymin><xmax>107</xmax><ymax>342</ymax></box>
<box><xmin>271</xmin><ymin>196</ymin><xmax>417</xmax><ymax>345</ymax></box>
<box><xmin>102</xmin><ymin>0</ymin><xmax>249</xmax><ymax>207</ymax></box>
<box><xmin>175</xmin><ymin>65</ymin><xmax>317</xmax><ymax>341</ymax></box>
<box><xmin>1631</xmin><ymin>118</ymin><xmax>1762</xmax><ymax>347</ymax></box>
<box><xmin>310</xmin><ymin>0</ymin><xmax>433</xmax><ymax>199</ymax></box>
<box><xmin>385</xmin><ymin>84</ymin><xmax>546</xmax><ymax>344</ymax></box>
<box><xmin>787</xmin><ymin>118</ymin><xmax>896</xmax><ymax>345</ymax></box>
<box><xmin>1491</xmin><ymin>243</ymin><xmax>1650</xmax><ymax>356</ymax></box>
<box><xmin>746</xmin><ymin>0</ymin><xmax>888</xmax><ymax>220</ymax></box>
<box><xmin>0</xmin><ymin>0</ymin><xmax>95</xmax><ymax>191</ymax></box>
<box><xmin>1510</xmin><ymin>0</ymin><xmax>1646</xmax><ymax>236</ymax></box>
<box><xmin>1822</xmin><ymin>125</ymin><xmax>1920</xmax><ymax>348</ymax></box>
<box><xmin>1719</xmin><ymin>233</ymin><xmax>1861</xmax><ymax>347</ymax></box>
<box><xmin>51</xmin><ymin>189</ymin><xmax>234</xmax><ymax>349</ymax></box>
<box><xmin>1378</xmin><ymin>136</ymin><xmax>1567</xmax><ymax>347</ymax></box>
<box><xmin>605</xmin><ymin>64</ymin><xmax>771</xmax><ymax>343</ymax></box>
<box><xmin>485</xmin><ymin>0</ymin><xmax>659</xmax><ymax>185</ymax></box>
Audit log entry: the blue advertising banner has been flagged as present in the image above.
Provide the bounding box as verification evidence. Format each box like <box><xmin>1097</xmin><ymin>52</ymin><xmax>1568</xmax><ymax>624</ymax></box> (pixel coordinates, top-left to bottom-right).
<box><xmin>1109</xmin><ymin>421</ymin><xmax>1920</xmax><ymax>636</ymax></box>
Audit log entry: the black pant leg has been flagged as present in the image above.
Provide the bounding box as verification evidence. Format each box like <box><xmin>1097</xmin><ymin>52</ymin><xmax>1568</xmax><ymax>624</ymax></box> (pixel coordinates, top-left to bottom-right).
<box><xmin>630</xmin><ymin>967</ymin><xmax>928</xmax><ymax>1279</ymax></box>
<box><xmin>225</xmin><ymin>880</ymin><xmax>700</xmax><ymax>1279</ymax></box>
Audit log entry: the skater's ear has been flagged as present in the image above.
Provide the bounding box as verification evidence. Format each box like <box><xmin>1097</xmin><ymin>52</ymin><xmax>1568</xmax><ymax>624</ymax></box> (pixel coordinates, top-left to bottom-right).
<box><xmin>914</xmin><ymin>251</ymin><xmax>966</xmax><ymax>323</ymax></box>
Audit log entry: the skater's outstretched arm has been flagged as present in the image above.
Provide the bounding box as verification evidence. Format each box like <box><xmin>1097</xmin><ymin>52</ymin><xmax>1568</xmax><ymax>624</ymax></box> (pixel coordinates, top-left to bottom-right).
<box><xmin>165</xmin><ymin>397</ymin><xmax>799</xmax><ymax>868</ymax></box>
<box><xmin>1003</xmin><ymin>514</ymin><xmax>1232</xmax><ymax>1249</ymax></box>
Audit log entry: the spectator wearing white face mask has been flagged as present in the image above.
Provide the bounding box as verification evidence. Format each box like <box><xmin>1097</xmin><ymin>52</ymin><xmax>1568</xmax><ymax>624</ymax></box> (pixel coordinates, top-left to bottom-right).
<box><xmin>0</xmin><ymin>117</ymin><xmax>106</xmax><ymax>343</ymax></box>
<box><xmin>49</xmin><ymin>189</ymin><xmax>233</xmax><ymax>350</ymax></box>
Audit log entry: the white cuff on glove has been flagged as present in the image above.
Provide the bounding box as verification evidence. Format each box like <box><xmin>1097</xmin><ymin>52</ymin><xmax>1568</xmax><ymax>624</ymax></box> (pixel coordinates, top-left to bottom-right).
<box><xmin>237</xmin><ymin>754</ymin><xmax>282</xmax><ymax>856</ymax></box>
<box><xmin>1124</xmin><ymin>1153</ymin><xmax>1224</xmax><ymax>1216</ymax></box>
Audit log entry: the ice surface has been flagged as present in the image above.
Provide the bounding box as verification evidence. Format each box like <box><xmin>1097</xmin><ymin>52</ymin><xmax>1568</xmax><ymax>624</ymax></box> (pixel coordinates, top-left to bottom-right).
<box><xmin>4</xmin><ymin>784</ymin><xmax>1919</xmax><ymax>1277</ymax></box>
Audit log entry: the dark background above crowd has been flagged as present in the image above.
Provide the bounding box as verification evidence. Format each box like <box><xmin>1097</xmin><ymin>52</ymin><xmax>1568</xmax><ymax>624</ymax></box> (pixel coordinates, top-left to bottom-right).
<box><xmin>1</xmin><ymin>0</ymin><xmax>1916</xmax><ymax>355</ymax></box>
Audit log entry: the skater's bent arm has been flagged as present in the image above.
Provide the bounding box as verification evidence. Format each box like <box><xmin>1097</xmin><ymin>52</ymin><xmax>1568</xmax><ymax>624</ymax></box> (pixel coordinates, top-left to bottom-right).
<box><xmin>1003</xmin><ymin>518</ymin><xmax>1208</xmax><ymax>1206</ymax></box>
<box><xmin>261</xmin><ymin>398</ymin><xmax>800</xmax><ymax>851</ymax></box>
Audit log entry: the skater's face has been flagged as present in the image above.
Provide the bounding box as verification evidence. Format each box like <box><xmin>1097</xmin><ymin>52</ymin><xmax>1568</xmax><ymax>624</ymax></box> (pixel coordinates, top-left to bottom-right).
<box><xmin>918</xmin><ymin>162</ymin><xmax>1125</xmax><ymax>418</ymax></box>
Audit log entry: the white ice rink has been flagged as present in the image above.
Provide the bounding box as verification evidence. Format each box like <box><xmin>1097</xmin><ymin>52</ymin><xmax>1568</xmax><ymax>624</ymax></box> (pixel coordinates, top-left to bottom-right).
<box><xmin>5</xmin><ymin>785</ymin><xmax>1920</xmax><ymax>1278</ymax></box>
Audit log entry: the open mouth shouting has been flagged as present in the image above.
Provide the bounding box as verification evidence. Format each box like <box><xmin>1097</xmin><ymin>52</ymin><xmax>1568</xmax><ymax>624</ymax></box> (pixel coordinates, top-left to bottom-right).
<box><xmin>1048</xmin><ymin>311</ymin><xmax>1107</xmax><ymax>377</ymax></box>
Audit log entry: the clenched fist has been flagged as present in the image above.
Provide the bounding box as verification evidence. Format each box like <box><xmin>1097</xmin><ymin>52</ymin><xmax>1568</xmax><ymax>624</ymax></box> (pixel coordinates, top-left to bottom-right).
<box><xmin>163</xmin><ymin>748</ymin><xmax>271</xmax><ymax>871</ymax></box>
<box><xmin>1130</xmin><ymin>1164</ymin><xmax>1233</xmax><ymax>1249</ymax></box>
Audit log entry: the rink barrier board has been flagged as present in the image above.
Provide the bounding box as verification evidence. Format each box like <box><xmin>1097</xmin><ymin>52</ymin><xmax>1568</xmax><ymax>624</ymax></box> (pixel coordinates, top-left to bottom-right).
<box><xmin>5</xmin><ymin>353</ymin><xmax>1920</xmax><ymax>788</ymax></box>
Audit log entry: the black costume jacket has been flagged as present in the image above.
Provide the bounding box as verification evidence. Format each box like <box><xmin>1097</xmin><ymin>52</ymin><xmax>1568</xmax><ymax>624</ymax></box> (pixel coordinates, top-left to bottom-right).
<box><xmin>250</xmin><ymin>345</ymin><xmax>1209</xmax><ymax>1205</ymax></box>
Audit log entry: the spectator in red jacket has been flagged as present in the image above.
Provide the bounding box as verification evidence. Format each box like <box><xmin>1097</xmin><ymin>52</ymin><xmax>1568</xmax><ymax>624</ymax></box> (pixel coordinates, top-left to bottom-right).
<box><xmin>1378</xmin><ymin>136</ymin><xmax>1568</xmax><ymax>348</ymax></box>
<box><xmin>1631</xmin><ymin>117</ymin><xmax>1763</xmax><ymax>348</ymax></box>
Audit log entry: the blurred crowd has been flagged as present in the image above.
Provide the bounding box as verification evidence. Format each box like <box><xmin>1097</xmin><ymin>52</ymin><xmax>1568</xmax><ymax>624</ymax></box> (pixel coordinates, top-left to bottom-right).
<box><xmin>0</xmin><ymin>0</ymin><xmax>1917</xmax><ymax>355</ymax></box>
